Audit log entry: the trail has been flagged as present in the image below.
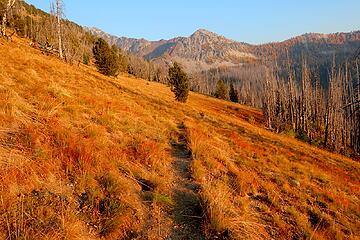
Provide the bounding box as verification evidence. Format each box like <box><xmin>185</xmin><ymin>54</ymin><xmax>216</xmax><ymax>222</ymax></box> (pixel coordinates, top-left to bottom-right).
<box><xmin>167</xmin><ymin>123</ymin><xmax>205</xmax><ymax>240</ymax></box>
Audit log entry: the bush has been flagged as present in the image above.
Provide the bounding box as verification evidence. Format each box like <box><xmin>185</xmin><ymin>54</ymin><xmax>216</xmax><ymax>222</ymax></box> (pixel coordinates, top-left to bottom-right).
<box><xmin>284</xmin><ymin>129</ymin><xmax>296</xmax><ymax>138</ymax></box>
<box><xmin>93</xmin><ymin>38</ymin><xmax>120</xmax><ymax>76</ymax></box>
<box><xmin>82</xmin><ymin>54</ymin><xmax>90</xmax><ymax>65</ymax></box>
<box><xmin>168</xmin><ymin>62</ymin><xmax>189</xmax><ymax>103</ymax></box>
<box><xmin>215</xmin><ymin>80</ymin><xmax>227</xmax><ymax>100</ymax></box>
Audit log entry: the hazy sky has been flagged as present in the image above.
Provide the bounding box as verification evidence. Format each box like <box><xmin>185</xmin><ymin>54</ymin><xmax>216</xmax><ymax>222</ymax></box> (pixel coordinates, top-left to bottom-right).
<box><xmin>25</xmin><ymin>0</ymin><xmax>360</xmax><ymax>44</ymax></box>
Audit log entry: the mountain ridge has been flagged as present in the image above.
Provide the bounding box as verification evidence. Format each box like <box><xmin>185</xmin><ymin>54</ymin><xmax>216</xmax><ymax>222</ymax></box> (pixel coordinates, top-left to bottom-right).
<box><xmin>87</xmin><ymin>27</ymin><xmax>257</xmax><ymax>72</ymax></box>
<box><xmin>88</xmin><ymin>27</ymin><xmax>360</xmax><ymax>72</ymax></box>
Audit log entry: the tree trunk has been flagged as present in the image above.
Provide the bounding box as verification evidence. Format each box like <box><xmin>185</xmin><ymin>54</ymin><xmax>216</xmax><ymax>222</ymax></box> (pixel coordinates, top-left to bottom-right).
<box><xmin>56</xmin><ymin>0</ymin><xmax>63</xmax><ymax>59</ymax></box>
<box><xmin>1</xmin><ymin>0</ymin><xmax>16</xmax><ymax>37</ymax></box>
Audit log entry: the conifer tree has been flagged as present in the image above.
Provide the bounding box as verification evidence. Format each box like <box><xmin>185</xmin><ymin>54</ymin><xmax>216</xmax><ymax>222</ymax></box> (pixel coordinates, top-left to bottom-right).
<box><xmin>215</xmin><ymin>79</ymin><xmax>227</xmax><ymax>100</ymax></box>
<box><xmin>229</xmin><ymin>83</ymin><xmax>239</xmax><ymax>103</ymax></box>
<box><xmin>168</xmin><ymin>62</ymin><xmax>189</xmax><ymax>103</ymax></box>
<box><xmin>93</xmin><ymin>38</ymin><xmax>120</xmax><ymax>76</ymax></box>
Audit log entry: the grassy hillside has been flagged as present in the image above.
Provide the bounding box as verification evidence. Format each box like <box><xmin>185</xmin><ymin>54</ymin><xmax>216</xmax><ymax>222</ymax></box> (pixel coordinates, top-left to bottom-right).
<box><xmin>0</xmin><ymin>37</ymin><xmax>359</xmax><ymax>239</ymax></box>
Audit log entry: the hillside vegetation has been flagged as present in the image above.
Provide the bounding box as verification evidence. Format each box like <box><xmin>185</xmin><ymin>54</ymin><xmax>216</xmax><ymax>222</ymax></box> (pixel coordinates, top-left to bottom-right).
<box><xmin>0</xmin><ymin>37</ymin><xmax>359</xmax><ymax>239</ymax></box>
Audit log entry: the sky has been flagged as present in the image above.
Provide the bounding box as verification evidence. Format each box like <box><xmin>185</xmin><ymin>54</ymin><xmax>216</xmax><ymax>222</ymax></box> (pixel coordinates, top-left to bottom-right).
<box><xmin>25</xmin><ymin>0</ymin><xmax>360</xmax><ymax>44</ymax></box>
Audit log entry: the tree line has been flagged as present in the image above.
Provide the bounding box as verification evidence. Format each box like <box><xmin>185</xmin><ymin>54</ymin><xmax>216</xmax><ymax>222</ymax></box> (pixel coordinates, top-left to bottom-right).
<box><xmin>190</xmin><ymin>65</ymin><xmax>266</xmax><ymax>107</ymax></box>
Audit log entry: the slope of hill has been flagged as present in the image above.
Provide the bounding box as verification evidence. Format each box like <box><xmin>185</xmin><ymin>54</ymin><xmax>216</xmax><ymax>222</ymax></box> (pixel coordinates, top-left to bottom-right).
<box><xmin>0</xmin><ymin>37</ymin><xmax>359</xmax><ymax>239</ymax></box>
<box><xmin>0</xmin><ymin>0</ymin><xmax>96</xmax><ymax>64</ymax></box>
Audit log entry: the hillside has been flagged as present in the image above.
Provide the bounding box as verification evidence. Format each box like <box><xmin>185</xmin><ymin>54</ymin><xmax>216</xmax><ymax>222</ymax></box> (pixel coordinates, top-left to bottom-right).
<box><xmin>0</xmin><ymin>0</ymin><xmax>96</xmax><ymax>64</ymax></box>
<box><xmin>0</xmin><ymin>36</ymin><xmax>359</xmax><ymax>240</ymax></box>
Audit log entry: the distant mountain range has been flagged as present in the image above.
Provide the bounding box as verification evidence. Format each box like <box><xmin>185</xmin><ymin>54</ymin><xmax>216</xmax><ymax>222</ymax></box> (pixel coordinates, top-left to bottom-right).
<box><xmin>88</xmin><ymin>27</ymin><xmax>360</xmax><ymax>73</ymax></box>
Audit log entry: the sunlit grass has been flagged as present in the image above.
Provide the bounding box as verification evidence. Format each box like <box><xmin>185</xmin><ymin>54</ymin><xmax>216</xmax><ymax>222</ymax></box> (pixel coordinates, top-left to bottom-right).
<box><xmin>0</xmin><ymin>36</ymin><xmax>359</xmax><ymax>239</ymax></box>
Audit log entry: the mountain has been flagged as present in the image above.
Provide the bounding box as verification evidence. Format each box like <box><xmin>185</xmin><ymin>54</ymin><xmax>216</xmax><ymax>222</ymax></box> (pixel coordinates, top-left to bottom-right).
<box><xmin>253</xmin><ymin>31</ymin><xmax>360</xmax><ymax>65</ymax></box>
<box><xmin>88</xmin><ymin>28</ymin><xmax>257</xmax><ymax>72</ymax></box>
<box><xmin>89</xmin><ymin>27</ymin><xmax>360</xmax><ymax>73</ymax></box>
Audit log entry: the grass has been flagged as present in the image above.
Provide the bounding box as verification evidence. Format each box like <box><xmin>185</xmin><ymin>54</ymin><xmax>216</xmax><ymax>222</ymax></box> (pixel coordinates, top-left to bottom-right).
<box><xmin>186</xmin><ymin>113</ymin><xmax>359</xmax><ymax>239</ymax></box>
<box><xmin>0</xmin><ymin>36</ymin><xmax>359</xmax><ymax>239</ymax></box>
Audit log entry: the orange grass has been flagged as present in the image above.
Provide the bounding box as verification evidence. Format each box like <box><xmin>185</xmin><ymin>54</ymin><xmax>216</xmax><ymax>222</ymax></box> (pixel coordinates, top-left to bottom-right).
<box><xmin>0</xmin><ymin>36</ymin><xmax>359</xmax><ymax>239</ymax></box>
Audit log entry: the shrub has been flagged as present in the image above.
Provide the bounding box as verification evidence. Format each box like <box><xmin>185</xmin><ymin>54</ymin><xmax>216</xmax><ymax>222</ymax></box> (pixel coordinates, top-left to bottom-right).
<box><xmin>83</xmin><ymin>54</ymin><xmax>90</xmax><ymax>65</ymax></box>
<box><xmin>284</xmin><ymin>129</ymin><xmax>296</xmax><ymax>138</ymax></box>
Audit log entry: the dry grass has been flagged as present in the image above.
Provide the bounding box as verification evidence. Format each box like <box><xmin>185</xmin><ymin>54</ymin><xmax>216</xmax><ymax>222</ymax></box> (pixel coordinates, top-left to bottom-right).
<box><xmin>186</xmin><ymin>109</ymin><xmax>360</xmax><ymax>239</ymax></box>
<box><xmin>0</xmin><ymin>36</ymin><xmax>359</xmax><ymax>239</ymax></box>
<box><xmin>0</xmin><ymin>37</ymin><xmax>177</xmax><ymax>239</ymax></box>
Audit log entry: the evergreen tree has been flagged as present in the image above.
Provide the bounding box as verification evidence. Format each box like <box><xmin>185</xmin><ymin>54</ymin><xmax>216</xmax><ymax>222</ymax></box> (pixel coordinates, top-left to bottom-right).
<box><xmin>215</xmin><ymin>79</ymin><xmax>227</xmax><ymax>100</ymax></box>
<box><xmin>93</xmin><ymin>38</ymin><xmax>119</xmax><ymax>76</ymax></box>
<box><xmin>229</xmin><ymin>83</ymin><xmax>239</xmax><ymax>103</ymax></box>
<box><xmin>168</xmin><ymin>62</ymin><xmax>189</xmax><ymax>103</ymax></box>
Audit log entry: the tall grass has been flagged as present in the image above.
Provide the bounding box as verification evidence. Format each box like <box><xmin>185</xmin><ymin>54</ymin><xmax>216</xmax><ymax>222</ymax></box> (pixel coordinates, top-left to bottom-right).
<box><xmin>0</xmin><ymin>36</ymin><xmax>359</xmax><ymax>239</ymax></box>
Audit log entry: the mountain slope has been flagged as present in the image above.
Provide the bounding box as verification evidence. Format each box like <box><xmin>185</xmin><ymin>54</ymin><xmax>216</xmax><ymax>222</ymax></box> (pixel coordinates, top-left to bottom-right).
<box><xmin>88</xmin><ymin>28</ymin><xmax>257</xmax><ymax>72</ymax></box>
<box><xmin>0</xmin><ymin>36</ymin><xmax>359</xmax><ymax>239</ymax></box>
<box><xmin>252</xmin><ymin>31</ymin><xmax>360</xmax><ymax>65</ymax></box>
<box><xmin>89</xmin><ymin>28</ymin><xmax>360</xmax><ymax>73</ymax></box>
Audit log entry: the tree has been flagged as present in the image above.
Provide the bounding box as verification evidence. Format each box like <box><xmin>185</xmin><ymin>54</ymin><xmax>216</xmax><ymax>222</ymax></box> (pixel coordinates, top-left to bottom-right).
<box><xmin>93</xmin><ymin>38</ymin><xmax>120</xmax><ymax>76</ymax></box>
<box><xmin>55</xmin><ymin>0</ymin><xmax>63</xmax><ymax>59</ymax></box>
<box><xmin>168</xmin><ymin>62</ymin><xmax>189</xmax><ymax>103</ymax></box>
<box><xmin>49</xmin><ymin>0</ymin><xmax>64</xmax><ymax>59</ymax></box>
<box><xmin>215</xmin><ymin>80</ymin><xmax>227</xmax><ymax>100</ymax></box>
<box><xmin>1</xmin><ymin>0</ymin><xmax>16</xmax><ymax>37</ymax></box>
<box><xmin>229</xmin><ymin>83</ymin><xmax>239</xmax><ymax>103</ymax></box>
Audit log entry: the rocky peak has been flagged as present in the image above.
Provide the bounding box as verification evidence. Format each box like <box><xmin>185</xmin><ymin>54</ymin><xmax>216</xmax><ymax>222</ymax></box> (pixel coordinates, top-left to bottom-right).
<box><xmin>190</xmin><ymin>28</ymin><xmax>227</xmax><ymax>41</ymax></box>
<box><xmin>191</xmin><ymin>29</ymin><xmax>216</xmax><ymax>37</ymax></box>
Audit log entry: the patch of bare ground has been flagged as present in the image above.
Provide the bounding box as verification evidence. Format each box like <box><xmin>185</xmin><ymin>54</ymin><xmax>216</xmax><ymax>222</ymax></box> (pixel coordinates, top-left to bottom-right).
<box><xmin>168</xmin><ymin>123</ymin><xmax>205</xmax><ymax>240</ymax></box>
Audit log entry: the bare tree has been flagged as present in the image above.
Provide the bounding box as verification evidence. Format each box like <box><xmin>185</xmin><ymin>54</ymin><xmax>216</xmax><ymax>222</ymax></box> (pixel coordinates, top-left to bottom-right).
<box><xmin>55</xmin><ymin>0</ymin><xmax>64</xmax><ymax>59</ymax></box>
<box><xmin>1</xmin><ymin>0</ymin><xmax>16</xmax><ymax>37</ymax></box>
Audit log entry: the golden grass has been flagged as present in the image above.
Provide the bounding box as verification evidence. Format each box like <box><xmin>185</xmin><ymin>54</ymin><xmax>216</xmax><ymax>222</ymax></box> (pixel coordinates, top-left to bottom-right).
<box><xmin>186</xmin><ymin>111</ymin><xmax>359</xmax><ymax>239</ymax></box>
<box><xmin>0</xmin><ymin>36</ymin><xmax>359</xmax><ymax>239</ymax></box>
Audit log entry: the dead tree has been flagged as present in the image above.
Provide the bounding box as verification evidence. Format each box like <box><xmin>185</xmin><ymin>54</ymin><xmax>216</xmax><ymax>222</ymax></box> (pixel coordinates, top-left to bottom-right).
<box><xmin>55</xmin><ymin>0</ymin><xmax>64</xmax><ymax>59</ymax></box>
<box><xmin>261</xmin><ymin>50</ymin><xmax>360</xmax><ymax>156</ymax></box>
<box><xmin>1</xmin><ymin>0</ymin><xmax>16</xmax><ymax>37</ymax></box>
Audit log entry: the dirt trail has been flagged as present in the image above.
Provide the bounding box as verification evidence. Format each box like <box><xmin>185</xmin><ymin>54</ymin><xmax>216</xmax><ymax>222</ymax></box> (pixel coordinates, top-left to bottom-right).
<box><xmin>167</xmin><ymin>123</ymin><xmax>205</xmax><ymax>240</ymax></box>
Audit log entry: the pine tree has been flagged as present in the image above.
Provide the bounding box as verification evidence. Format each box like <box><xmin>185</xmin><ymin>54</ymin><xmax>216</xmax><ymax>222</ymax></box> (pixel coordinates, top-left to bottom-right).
<box><xmin>93</xmin><ymin>38</ymin><xmax>120</xmax><ymax>76</ymax></box>
<box><xmin>168</xmin><ymin>62</ymin><xmax>189</xmax><ymax>103</ymax></box>
<box><xmin>215</xmin><ymin>80</ymin><xmax>227</xmax><ymax>100</ymax></box>
<box><xmin>229</xmin><ymin>83</ymin><xmax>239</xmax><ymax>103</ymax></box>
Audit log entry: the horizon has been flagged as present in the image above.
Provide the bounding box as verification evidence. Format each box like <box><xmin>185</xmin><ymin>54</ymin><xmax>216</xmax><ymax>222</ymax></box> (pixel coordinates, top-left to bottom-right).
<box><xmin>90</xmin><ymin>27</ymin><xmax>360</xmax><ymax>45</ymax></box>
<box><xmin>25</xmin><ymin>0</ymin><xmax>360</xmax><ymax>44</ymax></box>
